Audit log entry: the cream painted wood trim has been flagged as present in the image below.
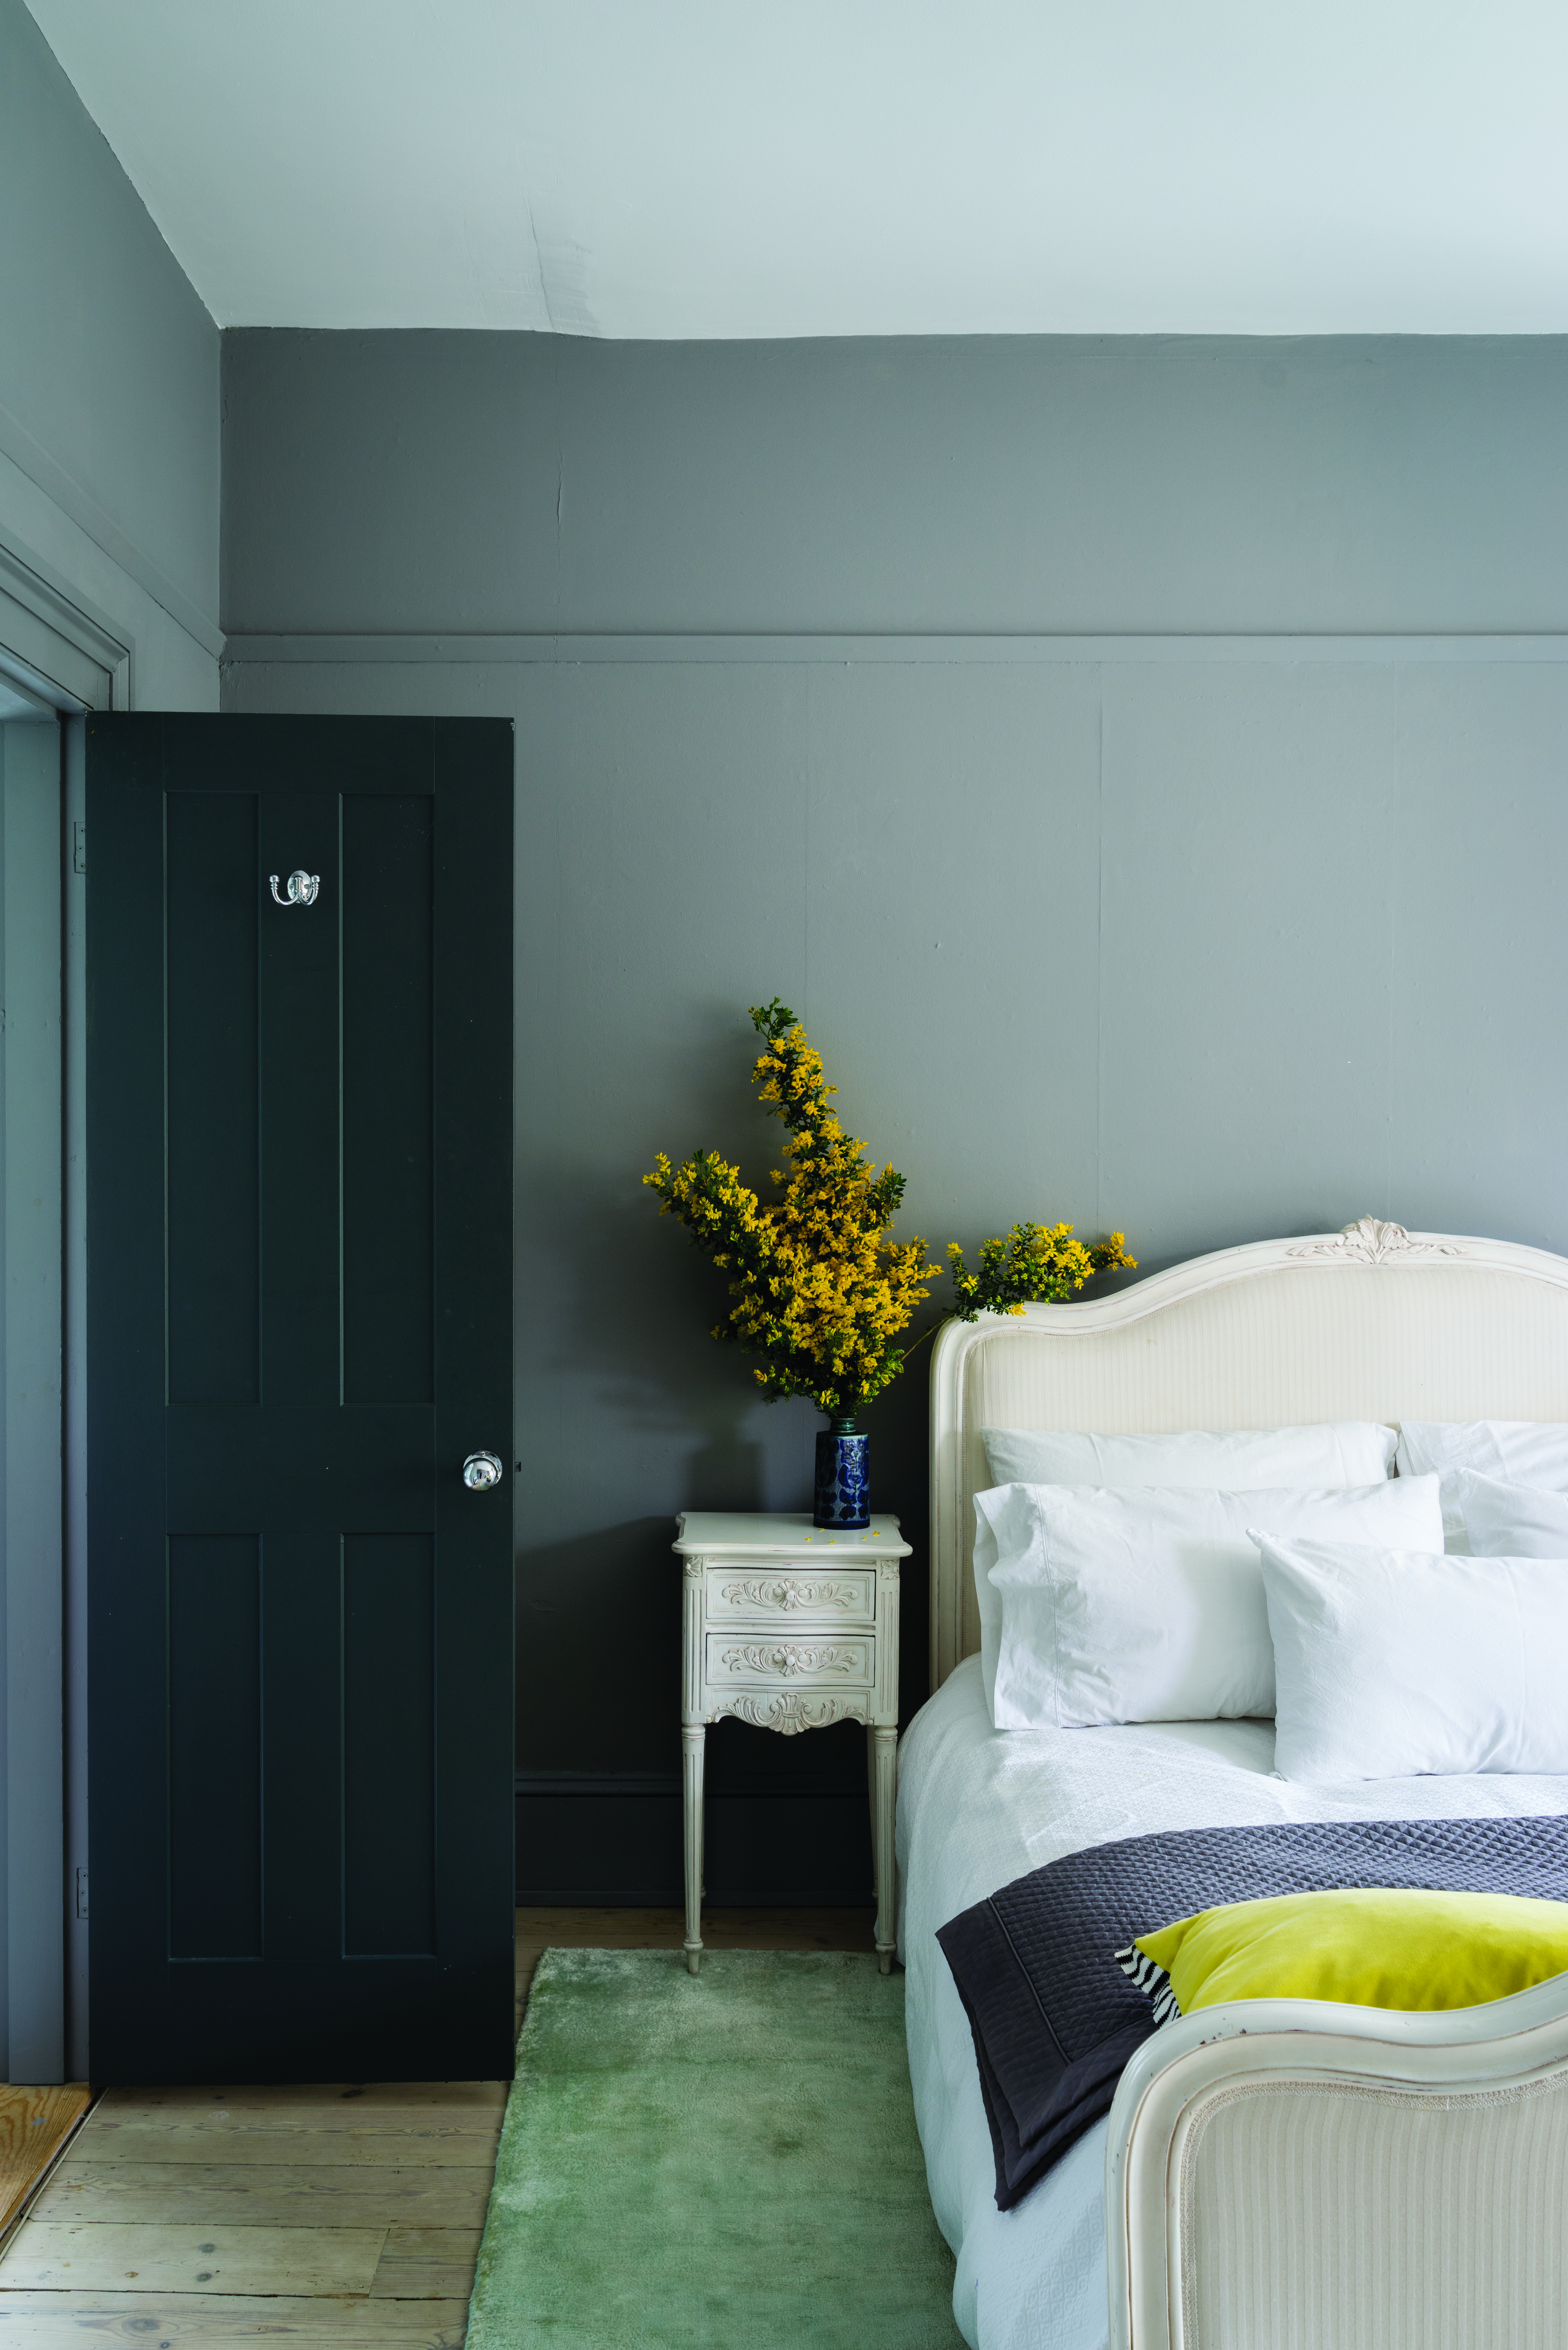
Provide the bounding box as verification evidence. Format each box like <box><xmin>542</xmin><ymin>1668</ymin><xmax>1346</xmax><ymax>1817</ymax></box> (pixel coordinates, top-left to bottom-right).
<box><xmin>927</xmin><ymin>1218</ymin><xmax>1568</xmax><ymax>1691</ymax></box>
<box><xmin>1105</xmin><ymin>1972</ymin><xmax>1568</xmax><ymax>2350</ymax></box>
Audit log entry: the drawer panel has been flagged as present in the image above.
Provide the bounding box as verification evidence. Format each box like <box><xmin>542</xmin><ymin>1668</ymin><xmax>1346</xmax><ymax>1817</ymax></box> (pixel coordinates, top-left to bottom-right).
<box><xmin>705</xmin><ymin>1632</ymin><xmax>875</xmax><ymax>1689</ymax></box>
<box><xmin>705</xmin><ymin>1565</ymin><xmax>876</xmax><ymax>1626</ymax></box>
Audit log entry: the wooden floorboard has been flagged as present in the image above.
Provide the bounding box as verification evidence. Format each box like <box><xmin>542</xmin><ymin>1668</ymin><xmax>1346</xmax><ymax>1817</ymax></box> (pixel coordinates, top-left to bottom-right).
<box><xmin>0</xmin><ymin>2084</ymin><xmax>501</xmax><ymax>2341</ymax></box>
<box><xmin>0</xmin><ymin>1906</ymin><xmax>868</xmax><ymax>2343</ymax></box>
<box><xmin>0</xmin><ymin>2293</ymin><xmax>470</xmax><ymax>2343</ymax></box>
<box><xmin>1</xmin><ymin>2219</ymin><xmax>389</xmax><ymax>2295</ymax></box>
<box><xmin>369</xmin><ymin>2224</ymin><xmax>487</xmax><ymax>2299</ymax></box>
<box><xmin>34</xmin><ymin>2161</ymin><xmax>494</xmax><ymax>2228</ymax></box>
<box><xmin>0</xmin><ymin>2087</ymin><xmax>92</xmax><ymax>2246</ymax></box>
<box><xmin>81</xmin><ymin>2116</ymin><xmax>504</xmax><ymax>2170</ymax></box>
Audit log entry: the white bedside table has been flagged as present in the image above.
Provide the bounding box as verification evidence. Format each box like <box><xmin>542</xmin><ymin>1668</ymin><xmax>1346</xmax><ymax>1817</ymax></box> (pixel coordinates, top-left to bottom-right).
<box><xmin>672</xmin><ymin>1510</ymin><xmax>912</xmax><ymax>1975</ymax></box>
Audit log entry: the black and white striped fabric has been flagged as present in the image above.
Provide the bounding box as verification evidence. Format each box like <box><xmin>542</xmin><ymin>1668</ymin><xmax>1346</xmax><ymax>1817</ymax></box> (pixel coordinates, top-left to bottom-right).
<box><xmin>1116</xmin><ymin>1938</ymin><xmax>1182</xmax><ymax>2026</ymax></box>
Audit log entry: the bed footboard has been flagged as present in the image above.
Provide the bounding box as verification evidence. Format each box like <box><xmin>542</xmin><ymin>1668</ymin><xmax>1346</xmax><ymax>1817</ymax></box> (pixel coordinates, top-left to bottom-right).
<box><xmin>1105</xmin><ymin>1977</ymin><xmax>1568</xmax><ymax>2350</ymax></box>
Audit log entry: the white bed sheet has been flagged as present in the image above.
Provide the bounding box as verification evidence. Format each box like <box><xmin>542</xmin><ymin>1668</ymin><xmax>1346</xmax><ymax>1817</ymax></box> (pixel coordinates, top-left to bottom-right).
<box><xmin>897</xmin><ymin>1655</ymin><xmax>1568</xmax><ymax>2350</ymax></box>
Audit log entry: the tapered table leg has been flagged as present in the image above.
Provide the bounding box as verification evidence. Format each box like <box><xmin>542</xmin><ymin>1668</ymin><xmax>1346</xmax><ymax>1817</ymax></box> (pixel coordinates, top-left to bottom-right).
<box><xmin>871</xmin><ymin>1723</ymin><xmax>898</xmax><ymax>1973</ymax></box>
<box><xmin>682</xmin><ymin>1723</ymin><xmax>706</xmax><ymax>1974</ymax></box>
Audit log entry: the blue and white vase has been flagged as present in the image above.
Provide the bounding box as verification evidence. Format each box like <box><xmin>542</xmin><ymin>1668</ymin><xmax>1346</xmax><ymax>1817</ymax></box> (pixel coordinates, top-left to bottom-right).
<box><xmin>814</xmin><ymin>1418</ymin><xmax>870</xmax><ymax>1531</ymax></box>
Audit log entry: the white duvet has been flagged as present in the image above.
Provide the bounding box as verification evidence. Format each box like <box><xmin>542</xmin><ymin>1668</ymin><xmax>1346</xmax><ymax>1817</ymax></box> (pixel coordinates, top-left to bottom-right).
<box><xmin>897</xmin><ymin>1656</ymin><xmax>1568</xmax><ymax>2350</ymax></box>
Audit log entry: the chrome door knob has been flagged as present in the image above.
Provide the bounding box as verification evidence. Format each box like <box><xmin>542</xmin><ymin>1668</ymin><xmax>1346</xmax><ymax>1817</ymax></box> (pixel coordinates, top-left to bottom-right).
<box><xmin>462</xmin><ymin>1450</ymin><xmax>504</xmax><ymax>1491</ymax></box>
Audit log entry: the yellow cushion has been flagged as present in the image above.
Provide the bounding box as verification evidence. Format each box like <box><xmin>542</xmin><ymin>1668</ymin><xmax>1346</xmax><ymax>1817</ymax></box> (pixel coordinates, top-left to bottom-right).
<box><xmin>1134</xmin><ymin>1887</ymin><xmax>1568</xmax><ymax>2018</ymax></box>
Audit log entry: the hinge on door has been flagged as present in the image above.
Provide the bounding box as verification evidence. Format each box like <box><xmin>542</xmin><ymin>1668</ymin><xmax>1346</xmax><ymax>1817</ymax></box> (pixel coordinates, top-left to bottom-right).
<box><xmin>72</xmin><ymin>822</ymin><xmax>86</xmax><ymax>875</ymax></box>
<box><xmin>75</xmin><ymin>1866</ymin><xmax>88</xmax><ymax>1920</ymax></box>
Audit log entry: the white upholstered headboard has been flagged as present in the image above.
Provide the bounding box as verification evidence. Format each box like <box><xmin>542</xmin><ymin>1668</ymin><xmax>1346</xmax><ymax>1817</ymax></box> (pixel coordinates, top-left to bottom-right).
<box><xmin>927</xmin><ymin>1218</ymin><xmax>1568</xmax><ymax>1691</ymax></box>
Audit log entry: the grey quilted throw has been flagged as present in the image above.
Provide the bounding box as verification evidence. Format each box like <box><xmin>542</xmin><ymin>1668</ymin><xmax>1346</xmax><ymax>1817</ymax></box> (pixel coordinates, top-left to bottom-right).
<box><xmin>936</xmin><ymin>1814</ymin><xmax>1568</xmax><ymax>2209</ymax></box>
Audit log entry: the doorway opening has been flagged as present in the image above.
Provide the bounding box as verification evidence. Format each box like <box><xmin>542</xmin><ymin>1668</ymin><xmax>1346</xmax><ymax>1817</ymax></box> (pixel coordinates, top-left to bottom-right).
<box><xmin>0</xmin><ymin>654</ymin><xmax>69</xmax><ymax>2087</ymax></box>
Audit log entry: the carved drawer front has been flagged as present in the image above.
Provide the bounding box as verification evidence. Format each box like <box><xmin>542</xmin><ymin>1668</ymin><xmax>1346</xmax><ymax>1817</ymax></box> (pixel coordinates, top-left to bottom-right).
<box><xmin>704</xmin><ymin>1632</ymin><xmax>875</xmax><ymax>1689</ymax></box>
<box><xmin>705</xmin><ymin>1565</ymin><xmax>875</xmax><ymax>1627</ymax></box>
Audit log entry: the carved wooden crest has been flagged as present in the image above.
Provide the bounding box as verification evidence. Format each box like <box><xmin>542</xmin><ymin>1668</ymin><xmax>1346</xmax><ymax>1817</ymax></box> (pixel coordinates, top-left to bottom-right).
<box><xmin>1286</xmin><ymin>1216</ymin><xmax>1470</xmax><ymax>1265</ymax></box>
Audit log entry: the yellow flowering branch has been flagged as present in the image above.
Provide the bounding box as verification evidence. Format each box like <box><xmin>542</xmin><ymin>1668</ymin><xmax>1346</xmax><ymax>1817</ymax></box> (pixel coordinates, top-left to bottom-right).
<box><xmin>644</xmin><ymin>1000</ymin><xmax>939</xmax><ymax>1416</ymax></box>
<box><xmin>644</xmin><ymin>1000</ymin><xmax>1134</xmax><ymax>1416</ymax></box>
<box><xmin>945</xmin><ymin>1220</ymin><xmax>1135</xmax><ymax>1320</ymax></box>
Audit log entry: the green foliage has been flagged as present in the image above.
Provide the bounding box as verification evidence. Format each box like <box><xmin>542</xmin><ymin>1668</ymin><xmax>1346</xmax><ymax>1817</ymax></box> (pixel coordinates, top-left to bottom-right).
<box><xmin>945</xmin><ymin>1219</ymin><xmax>1135</xmax><ymax>1320</ymax></box>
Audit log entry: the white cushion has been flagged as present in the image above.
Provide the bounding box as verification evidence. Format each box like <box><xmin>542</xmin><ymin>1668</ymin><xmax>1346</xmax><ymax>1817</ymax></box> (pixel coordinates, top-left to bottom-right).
<box><xmin>1440</xmin><ymin>1469</ymin><xmax>1568</xmax><ymax>1557</ymax></box>
<box><xmin>1254</xmin><ymin>1534</ymin><xmax>1568</xmax><ymax>1780</ymax></box>
<box><xmin>981</xmin><ymin>1422</ymin><xmax>1397</xmax><ymax>1492</ymax></box>
<box><xmin>1397</xmin><ymin>1420</ymin><xmax>1568</xmax><ymax>1489</ymax></box>
<box><xmin>979</xmin><ymin>1475</ymin><xmax>1442</xmax><ymax>1730</ymax></box>
<box><xmin>971</xmin><ymin>1423</ymin><xmax>1397</xmax><ymax>1714</ymax></box>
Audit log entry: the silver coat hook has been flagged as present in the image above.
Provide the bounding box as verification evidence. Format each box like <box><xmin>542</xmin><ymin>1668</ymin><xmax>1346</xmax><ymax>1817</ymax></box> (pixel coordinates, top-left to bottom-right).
<box><xmin>269</xmin><ymin>870</ymin><xmax>320</xmax><ymax>907</ymax></box>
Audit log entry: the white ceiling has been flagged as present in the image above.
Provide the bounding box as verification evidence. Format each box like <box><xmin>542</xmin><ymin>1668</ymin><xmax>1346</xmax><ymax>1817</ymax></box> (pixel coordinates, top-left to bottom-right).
<box><xmin>25</xmin><ymin>0</ymin><xmax>1568</xmax><ymax>337</ymax></box>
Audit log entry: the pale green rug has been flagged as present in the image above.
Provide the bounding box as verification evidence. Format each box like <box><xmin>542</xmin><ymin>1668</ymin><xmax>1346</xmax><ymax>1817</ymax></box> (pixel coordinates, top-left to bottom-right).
<box><xmin>467</xmin><ymin>1947</ymin><xmax>965</xmax><ymax>2349</ymax></box>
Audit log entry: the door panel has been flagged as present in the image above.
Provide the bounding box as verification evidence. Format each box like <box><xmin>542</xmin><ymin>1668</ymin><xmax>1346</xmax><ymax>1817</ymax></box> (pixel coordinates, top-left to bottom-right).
<box><xmin>259</xmin><ymin>788</ymin><xmax>341</xmax><ymax>1404</ymax></box>
<box><xmin>166</xmin><ymin>792</ymin><xmax>260</xmax><ymax>1404</ymax></box>
<box><xmin>167</xmin><ymin>1535</ymin><xmax>262</xmax><ymax>1961</ymax></box>
<box><xmin>342</xmin><ymin>793</ymin><xmax>436</xmax><ymax>1408</ymax></box>
<box><xmin>343</xmin><ymin>1533</ymin><xmax>436</xmax><ymax>1956</ymax></box>
<box><xmin>87</xmin><ymin>714</ymin><xmax>513</xmax><ymax>2081</ymax></box>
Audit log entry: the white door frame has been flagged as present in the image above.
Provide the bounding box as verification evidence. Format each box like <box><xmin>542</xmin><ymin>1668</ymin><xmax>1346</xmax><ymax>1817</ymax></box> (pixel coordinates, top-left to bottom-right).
<box><xmin>0</xmin><ymin>542</ymin><xmax>126</xmax><ymax>2084</ymax></box>
<box><xmin>0</xmin><ymin>528</ymin><xmax>128</xmax><ymax>714</ymax></box>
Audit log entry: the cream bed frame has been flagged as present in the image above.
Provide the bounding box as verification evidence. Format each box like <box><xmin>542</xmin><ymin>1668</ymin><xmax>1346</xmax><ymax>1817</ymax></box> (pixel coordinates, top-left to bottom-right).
<box><xmin>926</xmin><ymin>1217</ymin><xmax>1568</xmax><ymax>2350</ymax></box>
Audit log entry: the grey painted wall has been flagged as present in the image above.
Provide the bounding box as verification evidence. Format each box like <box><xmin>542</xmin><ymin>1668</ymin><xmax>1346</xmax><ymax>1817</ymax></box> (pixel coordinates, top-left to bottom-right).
<box><xmin>0</xmin><ymin>0</ymin><xmax>220</xmax><ymax>699</ymax></box>
<box><xmin>0</xmin><ymin>1</ymin><xmax>221</xmax><ymax>2079</ymax></box>
<box><xmin>222</xmin><ymin>329</ymin><xmax>1568</xmax><ymax>1898</ymax></box>
<box><xmin>222</xmin><ymin>330</ymin><xmax>1568</xmax><ymax>635</ymax></box>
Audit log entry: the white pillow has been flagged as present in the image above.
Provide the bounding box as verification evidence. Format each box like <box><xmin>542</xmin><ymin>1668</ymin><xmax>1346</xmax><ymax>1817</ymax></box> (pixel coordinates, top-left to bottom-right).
<box><xmin>979</xmin><ymin>1475</ymin><xmax>1442</xmax><ymax>1730</ymax></box>
<box><xmin>1440</xmin><ymin>1469</ymin><xmax>1568</xmax><ymax>1557</ymax></box>
<box><xmin>1397</xmin><ymin>1420</ymin><xmax>1568</xmax><ymax>1489</ymax></box>
<box><xmin>971</xmin><ymin>1422</ymin><xmax>1397</xmax><ymax>1710</ymax></box>
<box><xmin>981</xmin><ymin>1422</ymin><xmax>1397</xmax><ymax>1492</ymax></box>
<box><xmin>1255</xmin><ymin>1533</ymin><xmax>1568</xmax><ymax>1781</ymax></box>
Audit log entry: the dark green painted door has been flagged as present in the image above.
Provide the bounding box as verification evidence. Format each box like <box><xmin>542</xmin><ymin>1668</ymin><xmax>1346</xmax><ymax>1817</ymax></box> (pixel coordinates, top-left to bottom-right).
<box><xmin>87</xmin><ymin>715</ymin><xmax>514</xmax><ymax>2082</ymax></box>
